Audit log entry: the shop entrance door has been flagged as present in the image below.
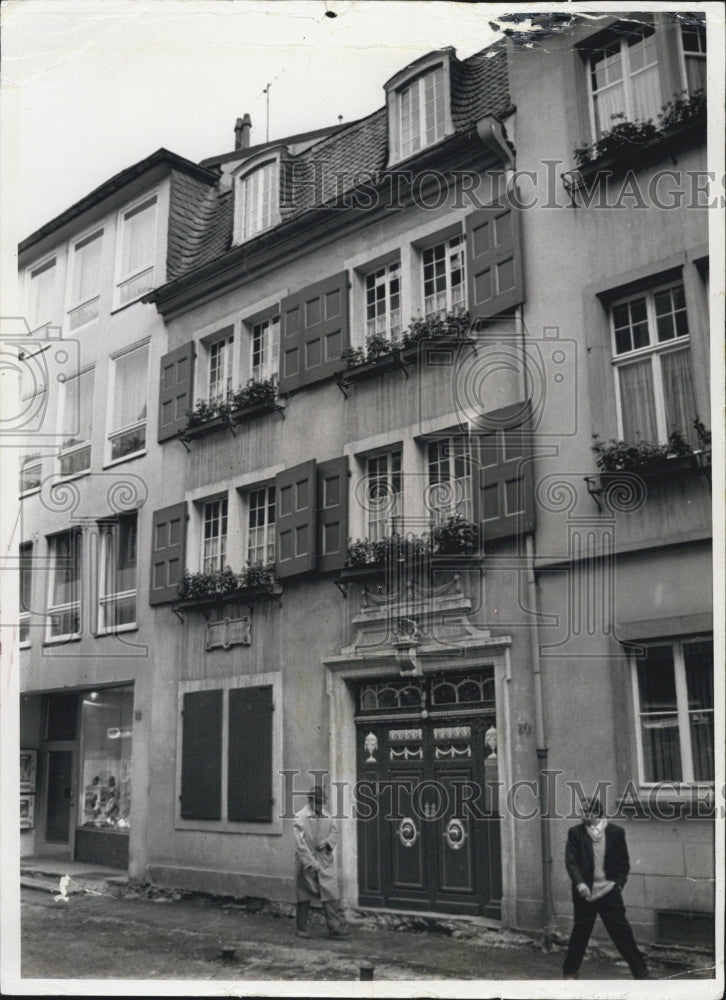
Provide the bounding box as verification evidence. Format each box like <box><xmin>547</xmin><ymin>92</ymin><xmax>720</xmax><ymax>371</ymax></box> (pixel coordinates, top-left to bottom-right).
<box><xmin>45</xmin><ymin>750</ymin><xmax>74</xmax><ymax>844</ymax></box>
<box><xmin>355</xmin><ymin>672</ymin><xmax>502</xmax><ymax>918</ymax></box>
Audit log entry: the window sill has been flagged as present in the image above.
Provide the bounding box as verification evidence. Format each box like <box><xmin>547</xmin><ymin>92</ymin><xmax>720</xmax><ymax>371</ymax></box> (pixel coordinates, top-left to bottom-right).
<box><xmin>97</xmin><ymin>624</ymin><xmax>138</xmax><ymax>636</ymax></box>
<box><xmin>615</xmin><ymin>786</ymin><xmax>716</xmax><ymax>818</ymax></box>
<box><xmin>43</xmin><ymin>634</ymin><xmax>82</xmax><ymax>646</ymax></box>
<box><xmin>19</xmin><ymin>487</ymin><xmax>41</xmax><ymax>499</ymax></box>
<box><xmin>172</xmin><ymin>583</ymin><xmax>282</xmax><ymax>618</ymax></box>
<box><xmin>103</xmin><ymin>449</ymin><xmax>147</xmax><ymax>469</ymax></box>
<box><xmin>55</xmin><ymin>468</ymin><xmax>91</xmax><ymax>485</ymax></box>
<box><xmin>566</xmin><ymin>116</ymin><xmax>707</xmax><ymax>191</ymax></box>
<box><xmin>110</xmin><ymin>293</ymin><xmax>153</xmax><ymax>316</ymax></box>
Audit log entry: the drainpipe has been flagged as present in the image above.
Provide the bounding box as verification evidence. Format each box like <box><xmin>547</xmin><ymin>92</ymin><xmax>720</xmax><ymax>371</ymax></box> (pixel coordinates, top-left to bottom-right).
<box><xmin>526</xmin><ymin>530</ymin><xmax>553</xmax><ymax>950</ymax></box>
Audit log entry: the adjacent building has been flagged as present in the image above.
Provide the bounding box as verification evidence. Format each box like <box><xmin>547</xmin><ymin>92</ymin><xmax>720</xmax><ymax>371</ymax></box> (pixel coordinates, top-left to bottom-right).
<box><xmin>17</xmin><ymin>11</ymin><xmax>715</xmax><ymax>949</ymax></box>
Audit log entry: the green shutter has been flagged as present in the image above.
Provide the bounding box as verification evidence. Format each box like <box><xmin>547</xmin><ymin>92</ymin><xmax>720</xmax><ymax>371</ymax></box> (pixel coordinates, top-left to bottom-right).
<box><xmin>149</xmin><ymin>502</ymin><xmax>187</xmax><ymax>605</ymax></box>
<box><xmin>476</xmin><ymin>401</ymin><xmax>535</xmax><ymax>544</ymax></box>
<box><xmin>317</xmin><ymin>456</ymin><xmax>349</xmax><ymax>573</ymax></box>
<box><xmin>275</xmin><ymin>460</ymin><xmax>316</xmax><ymax>579</ymax></box>
<box><xmin>180</xmin><ymin>689</ymin><xmax>222</xmax><ymax>820</ymax></box>
<box><xmin>278</xmin><ymin>272</ymin><xmax>349</xmax><ymax>394</ymax></box>
<box><xmin>466</xmin><ymin>196</ymin><xmax>524</xmax><ymax>322</ymax></box>
<box><xmin>158</xmin><ymin>342</ymin><xmax>195</xmax><ymax>442</ymax></box>
<box><xmin>228</xmin><ymin>686</ymin><xmax>273</xmax><ymax>822</ymax></box>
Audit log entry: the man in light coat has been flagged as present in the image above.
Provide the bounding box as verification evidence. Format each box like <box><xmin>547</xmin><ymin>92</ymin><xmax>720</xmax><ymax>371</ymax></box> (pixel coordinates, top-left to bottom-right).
<box><xmin>563</xmin><ymin>796</ymin><xmax>648</xmax><ymax>979</ymax></box>
<box><xmin>293</xmin><ymin>784</ymin><xmax>349</xmax><ymax>939</ymax></box>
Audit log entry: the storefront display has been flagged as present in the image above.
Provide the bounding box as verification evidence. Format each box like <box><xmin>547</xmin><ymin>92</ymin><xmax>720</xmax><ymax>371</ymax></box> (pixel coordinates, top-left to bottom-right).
<box><xmin>79</xmin><ymin>686</ymin><xmax>133</xmax><ymax>833</ymax></box>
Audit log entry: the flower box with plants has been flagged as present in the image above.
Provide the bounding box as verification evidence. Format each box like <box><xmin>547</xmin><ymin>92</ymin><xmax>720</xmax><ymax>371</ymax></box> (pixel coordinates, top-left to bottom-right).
<box><xmin>183</xmin><ymin>377</ymin><xmax>281</xmax><ymax>439</ymax></box>
<box><xmin>570</xmin><ymin>90</ymin><xmax>706</xmax><ymax>179</ymax></box>
<box><xmin>400</xmin><ymin>310</ymin><xmax>477</xmax><ymax>354</ymax></box>
<box><xmin>591</xmin><ymin>429</ymin><xmax>705</xmax><ymax>480</ymax></box>
<box><xmin>175</xmin><ymin>563</ymin><xmax>278</xmax><ymax>609</ymax></box>
<box><xmin>340</xmin><ymin>516</ymin><xmax>479</xmax><ymax>581</ymax></box>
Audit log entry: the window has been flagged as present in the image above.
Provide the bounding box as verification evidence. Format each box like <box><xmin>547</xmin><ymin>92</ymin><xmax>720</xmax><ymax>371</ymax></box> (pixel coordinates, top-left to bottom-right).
<box><xmin>20</xmin><ymin>542</ymin><xmax>32</xmax><ymax>646</ymax></box>
<box><xmin>27</xmin><ymin>257</ymin><xmax>56</xmax><ymax>330</ymax></box>
<box><xmin>202</xmin><ymin>497</ymin><xmax>228</xmax><ymax>573</ymax></box>
<box><xmin>588</xmin><ymin>23</ymin><xmax>662</xmax><ymax>138</ymax></box>
<box><xmin>611</xmin><ymin>282</ymin><xmax>698</xmax><ymax>448</ymax></box>
<box><xmin>108</xmin><ymin>343</ymin><xmax>149</xmax><ymax>461</ymax></box>
<box><xmin>400</xmin><ymin>67</ymin><xmax>446</xmax><ymax>159</ymax></box>
<box><xmin>208</xmin><ymin>333</ymin><xmax>234</xmax><ymax>403</ymax></box>
<box><xmin>241</xmin><ymin>161</ymin><xmax>278</xmax><ymax>241</ymax></box>
<box><xmin>117</xmin><ymin>195</ymin><xmax>157</xmax><ymax>305</ymax></box>
<box><xmin>59</xmin><ymin>368</ymin><xmax>94</xmax><ymax>476</ymax></box>
<box><xmin>179</xmin><ymin>678</ymin><xmax>277</xmax><ymax>827</ymax></box>
<box><xmin>633</xmin><ymin>638</ymin><xmax>713</xmax><ymax>784</ymax></box>
<box><xmin>20</xmin><ymin>454</ymin><xmax>42</xmax><ymax>495</ymax></box>
<box><xmin>247</xmin><ymin>486</ymin><xmax>275</xmax><ymax>565</ymax></box>
<box><xmin>365</xmin><ymin>263</ymin><xmax>401</xmax><ymax>342</ymax></box>
<box><xmin>79</xmin><ymin>686</ymin><xmax>133</xmax><ymax>833</ymax></box>
<box><xmin>423</xmin><ymin>235</ymin><xmax>465</xmax><ymax>319</ymax></box>
<box><xmin>68</xmin><ymin>230</ymin><xmax>102</xmax><ymax>330</ymax></box>
<box><xmin>679</xmin><ymin>18</ymin><xmax>706</xmax><ymax>93</ymax></box>
<box><xmin>98</xmin><ymin>514</ymin><xmax>137</xmax><ymax>633</ymax></box>
<box><xmin>47</xmin><ymin>530</ymin><xmax>82</xmax><ymax>640</ymax></box>
<box><xmin>426</xmin><ymin>437</ymin><xmax>473</xmax><ymax>524</ymax></box>
<box><xmin>251</xmin><ymin>316</ymin><xmax>280</xmax><ymax>382</ymax></box>
<box><xmin>366</xmin><ymin>450</ymin><xmax>403</xmax><ymax>540</ymax></box>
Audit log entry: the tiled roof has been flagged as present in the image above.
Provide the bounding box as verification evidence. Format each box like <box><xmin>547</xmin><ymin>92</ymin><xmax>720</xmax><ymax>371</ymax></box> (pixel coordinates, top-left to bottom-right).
<box><xmin>163</xmin><ymin>41</ymin><xmax>512</xmax><ymax>284</ymax></box>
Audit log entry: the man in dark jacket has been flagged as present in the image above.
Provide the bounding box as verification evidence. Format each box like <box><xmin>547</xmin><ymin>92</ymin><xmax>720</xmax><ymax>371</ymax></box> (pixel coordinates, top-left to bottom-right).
<box><xmin>562</xmin><ymin>797</ymin><xmax>648</xmax><ymax>979</ymax></box>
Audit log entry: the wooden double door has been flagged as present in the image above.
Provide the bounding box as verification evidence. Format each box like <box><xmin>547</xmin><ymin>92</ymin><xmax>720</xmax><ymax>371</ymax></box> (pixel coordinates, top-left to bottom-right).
<box><xmin>356</xmin><ymin>709</ymin><xmax>502</xmax><ymax>918</ymax></box>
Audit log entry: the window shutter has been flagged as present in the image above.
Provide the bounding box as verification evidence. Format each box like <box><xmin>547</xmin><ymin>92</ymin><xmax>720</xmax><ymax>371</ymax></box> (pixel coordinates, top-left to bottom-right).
<box><xmin>228</xmin><ymin>686</ymin><xmax>273</xmax><ymax>822</ymax></box>
<box><xmin>275</xmin><ymin>460</ymin><xmax>316</xmax><ymax>579</ymax></box>
<box><xmin>158</xmin><ymin>342</ymin><xmax>195</xmax><ymax>441</ymax></box>
<box><xmin>465</xmin><ymin>196</ymin><xmax>524</xmax><ymax>322</ymax></box>
<box><xmin>180</xmin><ymin>689</ymin><xmax>223</xmax><ymax>820</ymax></box>
<box><xmin>476</xmin><ymin>401</ymin><xmax>535</xmax><ymax>544</ymax></box>
<box><xmin>278</xmin><ymin>272</ymin><xmax>349</xmax><ymax>395</ymax></box>
<box><xmin>149</xmin><ymin>502</ymin><xmax>187</xmax><ymax>604</ymax></box>
<box><xmin>317</xmin><ymin>456</ymin><xmax>349</xmax><ymax>573</ymax></box>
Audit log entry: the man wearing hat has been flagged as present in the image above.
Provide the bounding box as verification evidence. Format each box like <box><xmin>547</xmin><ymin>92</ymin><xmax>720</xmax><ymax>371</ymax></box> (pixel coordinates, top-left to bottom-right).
<box><xmin>293</xmin><ymin>784</ymin><xmax>349</xmax><ymax>939</ymax></box>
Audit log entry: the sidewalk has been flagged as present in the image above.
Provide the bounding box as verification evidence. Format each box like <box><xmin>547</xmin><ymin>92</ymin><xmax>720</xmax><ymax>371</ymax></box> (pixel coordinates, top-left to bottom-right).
<box><xmin>18</xmin><ymin>862</ymin><xmax>717</xmax><ymax>985</ymax></box>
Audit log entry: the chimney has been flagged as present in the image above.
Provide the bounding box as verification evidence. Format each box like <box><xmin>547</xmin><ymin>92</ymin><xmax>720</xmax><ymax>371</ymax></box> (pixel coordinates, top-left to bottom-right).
<box><xmin>234</xmin><ymin>114</ymin><xmax>252</xmax><ymax>150</ymax></box>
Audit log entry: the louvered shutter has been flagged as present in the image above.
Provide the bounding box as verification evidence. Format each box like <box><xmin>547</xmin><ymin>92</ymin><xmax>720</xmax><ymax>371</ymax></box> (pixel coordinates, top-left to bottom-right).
<box><xmin>149</xmin><ymin>502</ymin><xmax>187</xmax><ymax>604</ymax></box>
<box><xmin>275</xmin><ymin>460</ymin><xmax>316</xmax><ymax>578</ymax></box>
<box><xmin>466</xmin><ymin>197</ymin><xmax>524</xmax><ymax>322</ymax></box>
<box><xmin>158</xmin><ymin>342</ymin><xmax>195</xmax><ymax>441</ymax></box>
<box><xmin>180</xmin><ymin>689</ymin><xmax>222</xmax><ymax>820</ymax></box>
<box><xmin>228</xmin><ymin>686</ymin><xmax>273</xmax><ymax>822</ymax></box>
<box><xmin>317</xmin><ymin>456</ymin><xmax>349</xmax><ymax>573</ymax></box>
<box><xmin>476</xmin><ymin>401</ymin><xmax>535</xmax><ymax>544</ymax></box>
<box><xmin>278</xmin><ymin>272</ymin><xmax>349</xmax><ymax>394</ymax></box>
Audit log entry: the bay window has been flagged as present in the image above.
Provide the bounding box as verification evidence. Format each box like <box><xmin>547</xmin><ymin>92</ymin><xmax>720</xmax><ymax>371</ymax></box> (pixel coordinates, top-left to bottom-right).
<box><xmin>611</xmin><ymin>282</ymin><xmax>698</xmax><ymax>448</ymax></box>
<box><xmin>108</xmin><ymin>342</ymin><xmax>149</xmax><ymax>461</ymax></box>
<box><xmin>116</xmin><ymin>195</ymin><xmax>157</xmax><ymax>305</ymax></box>
<box><xmin>98</xmin><ymin>513</ymin><xmax>137</xmax><ymax>633</ymax></box>
<box><xmin>633</xmin><ymin>638</ymin><xmax>713</xmax><ymax>784</ymax></box>
<box><xmin>68</xmin><ymin>230</ymin><xmax>102</xmax><ymax>330</ymax></box>
<box><xmin>47</xmin><ymin>529</ymin><xmax>82</xmax><ymax>640</ymax></box>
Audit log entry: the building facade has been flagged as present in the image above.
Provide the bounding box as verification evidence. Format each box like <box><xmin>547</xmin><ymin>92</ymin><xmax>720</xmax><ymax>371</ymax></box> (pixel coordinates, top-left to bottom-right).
<box><xmin>16</xmin><ymin>11</ymin><xmax>714</xmax><ymax>948</ymax></box>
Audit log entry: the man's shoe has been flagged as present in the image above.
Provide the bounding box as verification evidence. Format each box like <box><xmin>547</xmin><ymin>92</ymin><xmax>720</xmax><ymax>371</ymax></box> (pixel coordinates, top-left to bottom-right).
<box><xmin>295</xmin><ymin>929</ymin><xmax>310</xmax><ymax>939</ymax></box>
<box><xmin>563</xmin><ymin>972</ymin><xmax>579</xmax><ymax>980</ymax></box>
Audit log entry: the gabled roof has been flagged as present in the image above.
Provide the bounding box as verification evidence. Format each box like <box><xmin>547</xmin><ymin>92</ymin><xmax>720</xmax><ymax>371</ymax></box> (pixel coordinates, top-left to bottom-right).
<box><xmin>162</xmin><ymin>41</ymin><xmax>512</xmax><ymax>286</ymax></box>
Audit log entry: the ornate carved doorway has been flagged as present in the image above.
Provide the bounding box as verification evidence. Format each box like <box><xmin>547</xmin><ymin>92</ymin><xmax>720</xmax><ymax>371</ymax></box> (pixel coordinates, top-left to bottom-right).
<box><xmin>355</xmin><ymin>670</ymin><xmax>502</xmax><ymax>918</ymax></box>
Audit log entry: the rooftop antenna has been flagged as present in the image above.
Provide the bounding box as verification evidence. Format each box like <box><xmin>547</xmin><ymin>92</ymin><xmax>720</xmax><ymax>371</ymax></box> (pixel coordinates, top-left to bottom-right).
<box><xmin>262</xmin><ymin>70</ymin><xmax>284</xmax><ymax>143</ymax></box>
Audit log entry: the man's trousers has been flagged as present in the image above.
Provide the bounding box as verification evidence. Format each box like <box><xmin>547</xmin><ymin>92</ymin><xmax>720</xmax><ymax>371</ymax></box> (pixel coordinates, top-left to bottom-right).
<box><xmin>562</xmin><ymin>887</ymin><xmax>648</xmax><ymax>978</ymax></box>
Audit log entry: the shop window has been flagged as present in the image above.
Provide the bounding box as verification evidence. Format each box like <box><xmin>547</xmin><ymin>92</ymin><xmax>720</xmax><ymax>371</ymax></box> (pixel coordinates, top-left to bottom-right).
<box><xmin>26</xmin><ymin>256</ymin><xmax>57</xmax><ymax>331</ymax></box>
<box><xmin>180</xmin><ymin>682</ymin><xmax>275</xmax><ymax>824</ymax></box>
<box><xmin>59</xmin><ymin>367</ymin><xmax>94</xmax><ymax>477</ymax></box>
<box><xmin>633</xmin><ymin>637</ymin><xmax>714</xmax><ymax>784</ymax></box>
<box><xmin>422</xmin><ymin>235</ymin><xmax>465</xmax><ymax>319</ymax></box>
<box><xmin>20</xmin><ymin>541</ymin><xmax>32</xmax><ymax>647</ymax></box>
<box><xmin>586</xmin><ymin>22</ymin><xmax>662</xmax><ymax>139</ymax></box>
<box><xmin>610</xmin><ymin>281</ymin><xmax>698</xmax><ymax>448</ymax></box>
<box><xmin>98</xmin><ymin>513</ymin><xmax>137</xmax><ymax>633</ymax></box>
<box><xmin>247</xmin><ymin>485</ymin><xmax>276</xmax><ymax>565</ymax></box>
<box><xmin>251</xmin><ymin>315</ymin><xmax>280</xmax><ymax>382</ymax></box>
<box><xmin>116</xmin><ymin>194</ymin><xmax>157</xmax><ymax>306</ymax></box>
<box><xmin>47</xmin><ymin>529</ymin><xmax>82</xmax><ymax>641</ymax></box>
<box><xmin>366</xmin><ymin>450</ymin><xmax>403</xmax><ymax>540</ymax></box>
<box><xmin>365</xmin><ymin>262</ymin><xmax>402</xmax><ymax>343</ymax></box>
<box><xmin>79</xmin><ymin>686</ymin><xmax>133</xmax><ymax>833</ymax></box>
<box><xmin>107</xmin><ymin>342</ymin><xmax>149</xmax><ymax>462</ymax></box>
<box><xmin>68</xmin><ymin>229</ymin><xmax>103</xmax><ymax>330</ymax></box>
<box><xmin>202</xmin><ymin>496</ymin><xmax>228</xmax><ymax>573</ymax></box>
<box><xmin>426</xmin><ymin>436</ymin><xmax>473</xmax><ymax>524</ymax></box>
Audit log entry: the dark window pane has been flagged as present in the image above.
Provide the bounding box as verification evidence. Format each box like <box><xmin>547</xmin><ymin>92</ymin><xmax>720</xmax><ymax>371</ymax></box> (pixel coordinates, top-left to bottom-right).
<box><xmin>637</xmin><ymin>646</ymin><xmax>677</xmax><ymax>711</ymax></box>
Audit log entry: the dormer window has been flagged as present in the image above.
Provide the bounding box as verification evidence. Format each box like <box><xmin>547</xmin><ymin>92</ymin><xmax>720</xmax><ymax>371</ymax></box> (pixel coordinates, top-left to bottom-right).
<box><xmin>385</xmin><ymin>50</ymin><xmax>454</xmax><ymax>166</ymax></box>
<box><xmin>235</xmin><ymin>157</ymin><xmax>281</xmax><ymax>243</ymax></box>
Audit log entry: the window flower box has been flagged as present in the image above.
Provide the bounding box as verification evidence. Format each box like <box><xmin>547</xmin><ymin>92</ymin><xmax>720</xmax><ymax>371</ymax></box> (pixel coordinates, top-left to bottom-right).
<box><xmin>174</xmin><ymin>565</ymin><xmax>280</xmax><ymax>616</ymax></box>
<box><xmin>182</xmin><ymin>377</ymin><xmax>284</xmax><ymax>441</ymax></box>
